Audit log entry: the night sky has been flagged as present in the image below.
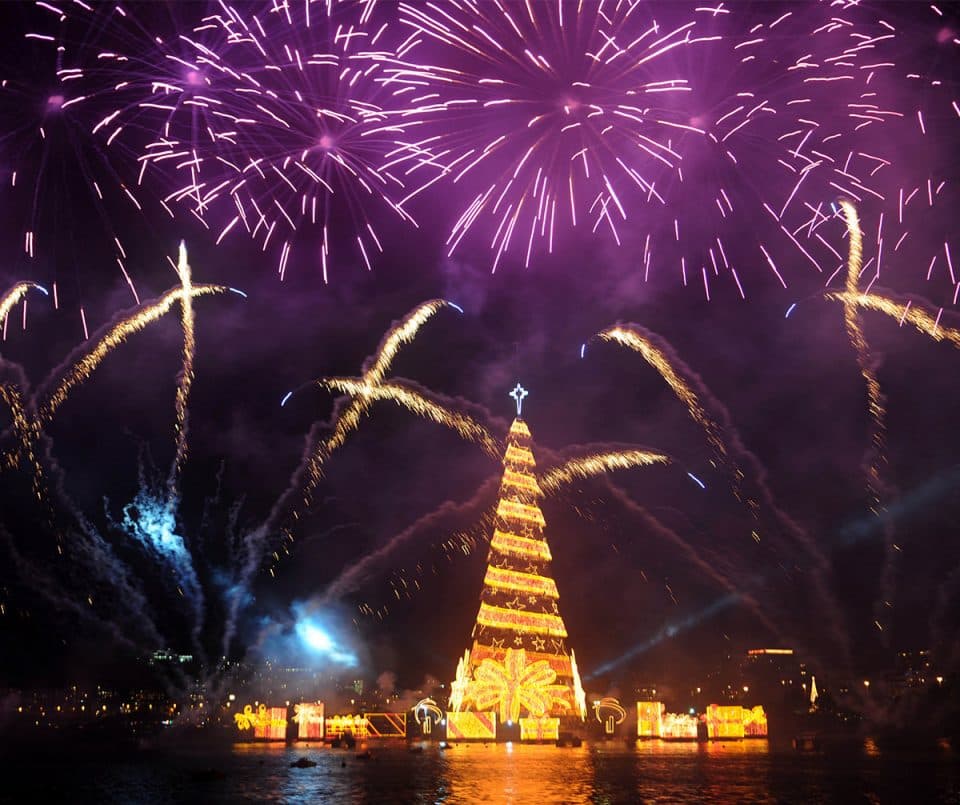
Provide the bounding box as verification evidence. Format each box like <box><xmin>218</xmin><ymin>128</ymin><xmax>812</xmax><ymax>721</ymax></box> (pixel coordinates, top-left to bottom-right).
<box><xmin>1</xmin><ymin>0</ymin><xmax>959</xmax><ymax>703</ymax></box>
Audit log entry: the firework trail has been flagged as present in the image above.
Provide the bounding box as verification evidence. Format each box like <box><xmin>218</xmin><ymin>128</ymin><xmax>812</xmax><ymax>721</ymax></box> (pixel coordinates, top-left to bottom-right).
<box><xmin>109</xmin><ymin>463</ymin><xmax>206</xmax><ymax>656</ymax></box>
<box><xmin>323</xmin><ymin>478</ymin><xmax>500</xmax><ymax>605</ymax></box>
<box><xmin>35</xmin><ymin>281</ymin><xmax>233</xmax><ymax>425</ymax></box>
<box><xmin>838</xmin><ymin>200</ymin><xmax>888</xmax><ymax>512</ymax></box>
<box><xmin>1</xmin><ymin>520</ymin><xmax>167</xmax><ymax>657</ymax></box>
<box><xmin>539</xmin><ymin>449</ymin><xmax>670</xmax><ymax>494</ymax></box>
<box><xmin>320</xmin><ymin>376</ymin><xmax>499</xmax><ymax>457</ymax></box>
<box><xmin>826</xmin><ymin>291</ymin><xmax>960</xmax><ymax>349</ymax></box>
<box><xmin>221</xmin><ymin>299</ymin><xmax>471</xmax><ymax>653</ymax></box>
<box><xmin>290</xmin><ymin>299</ymin><xmax>468</xmax><ymax>513</ymax></box>
<box><xmin>168</xmin><ymin>242</ymin><xmax>195</xmax><ymax>501</ymax></box>
<box><xmin>0</xmin><ymin>379</ymin><xmax>44</xmax><ymax>501</ymax></box>
<box><xmin>591</xmin><ymin>323</ymin><xmax>853</xmax><ymax>671</ymax></box>
<box><xmin>596</xmin><ymin>325</ymin><xmax>743</xmax><ymax>498</ymax></box>
<box><xmin>327</xmin><ymin>439</ymin><xmax>670</xmax><ymax>606</ymax></box>
<box><xmin>154</xmin><ymin>0</ymin><xmax>424</xmax><ymax>281</ymax></box>
<box><xmin>0</xmin><ymin>261</ymin><xmax>241</xmax><ymax>659</ymax></box>
<box><xmin>0</xmin><ymin>283</ymin><xmax>48</xmax><ymax>489</ymax></box>
<box><xmin>2</xmin><ymin>276</ymin><xmax>234</xmax><ymax>507</ymax></box>
<box><xmin>834</xmin><ymin>199</ymin><xmax>899</xmax><ymax>636</ymax></box>
<box><xmin>0</xmin><ymin>281</ymin><xmax>47</xmax><ymax>326</ymax></box>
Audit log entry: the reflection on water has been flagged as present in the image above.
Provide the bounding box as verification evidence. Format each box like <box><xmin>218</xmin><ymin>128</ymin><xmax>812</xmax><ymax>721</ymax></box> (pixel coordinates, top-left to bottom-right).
<box><xmin>4</xmin><ymin>738</ymin><xmax>958</xmax><ymax>804</ymax></box>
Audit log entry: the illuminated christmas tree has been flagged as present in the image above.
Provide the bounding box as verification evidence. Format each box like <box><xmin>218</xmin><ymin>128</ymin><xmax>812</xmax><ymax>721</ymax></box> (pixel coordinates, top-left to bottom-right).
<box><xmin>451</xmin><ymin>384</ymin><xmax>587</xmax><ymax>723</ymax></box>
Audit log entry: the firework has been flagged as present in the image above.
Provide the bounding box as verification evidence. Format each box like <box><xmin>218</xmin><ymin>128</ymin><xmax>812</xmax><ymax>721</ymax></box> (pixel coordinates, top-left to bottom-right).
<box><xmin>393</xmin><ymin>0</ymin><xmax>711</xmax><ymax>272</ymax></box>
<box><xmin>0</xmin><ymin>281</ymin><xmax>47</xmax><ymax>328</ymax></box>
<box><xmin>539</xmin><ymin>449</ymin><xmax>670</xmax><ymax>495</ymax></box>
<box><xmin>0</xmin><ymin>381</ymin><xmax>44</xmax><ymax>499</ymax></box>
<box><xmin>36</xmin><ymin>281</ymin><xmax>234</xmax><ymax>425</ymax></box>
<box><xmin>289</xmin><ymin>298</ymin><xmax>466</xmax><ymax>512</ymax></box>
<box><xmin>837</xmin><ymin>199</ymin><xmax>892</xmax><ymax>514</ymax></box>
<box><xmin>597</xmin><ymin>325</ymin><xmax>732</xmax><ymax>480</ymax></box>
<box><xmin>168</xmin><ymin>242</ymin><xmax>196</xmax><ymax>496</ymax></box>
<box><xmin>0</xmin><ymin>4</ymin><xmax>155</xmax><ymax>324</ymax></box>
<box><xmin>827</xmin><ymin>291</ymin><xmax>960</xmax><ymax>347</ymax></box>
<box><xmin>157</xmin><ymin>0</ymin><xmax>425</xmax><ymax>281</ymax></box>
<box><xmin>321</xmin><ymin>376</ymin><xmax>499</xmax><ymax>457</ymax></box>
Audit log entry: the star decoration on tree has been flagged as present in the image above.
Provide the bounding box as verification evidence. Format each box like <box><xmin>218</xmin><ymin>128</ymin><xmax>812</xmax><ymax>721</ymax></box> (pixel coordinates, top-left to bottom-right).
<box><xmin>531</xmin><ymin>637</ymin><xmax>546</xmax><ymax>651</ymax></box>
<box><xmin>509</xmin><ymin>382</ymin><xmax>529</xmax><ymax>416</ymax></box>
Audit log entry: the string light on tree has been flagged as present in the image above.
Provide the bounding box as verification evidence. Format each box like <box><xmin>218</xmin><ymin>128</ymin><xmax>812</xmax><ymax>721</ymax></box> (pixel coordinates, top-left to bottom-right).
<box><xmin>450</xmin><ymin>384</ymin><xmax>587</xmax><ymax>724</ymax></box>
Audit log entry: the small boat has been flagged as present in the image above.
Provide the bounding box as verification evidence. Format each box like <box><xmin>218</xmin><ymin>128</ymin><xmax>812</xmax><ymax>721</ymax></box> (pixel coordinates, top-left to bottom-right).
<box><xmin>290</xmin><ymin>757</ymin><xmax>317</xmax><ymax>768</ymax></box>
<box><xmin>355</xmin><ymin>750</ymin><xmax>373</xmax><ymax>760</ymax></box>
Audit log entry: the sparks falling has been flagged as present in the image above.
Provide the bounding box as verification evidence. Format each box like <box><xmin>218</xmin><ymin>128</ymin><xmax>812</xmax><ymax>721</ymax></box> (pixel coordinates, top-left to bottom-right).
<box><xmin>539</xmin><ymin>450</ymin><xmax>670</xmax><ymax>495</ymax></box>
<box><xmin>168</xmin><ymin>241</ymin><xmax>196</xmax><ymax>500</ymax></box>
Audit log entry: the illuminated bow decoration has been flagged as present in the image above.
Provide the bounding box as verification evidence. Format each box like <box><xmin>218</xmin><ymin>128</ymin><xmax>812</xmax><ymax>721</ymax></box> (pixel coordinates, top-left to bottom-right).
<box><xmin>465</xmin><ymin>648</ymin><xmax>570</xmax><ymax>723</ymax></box>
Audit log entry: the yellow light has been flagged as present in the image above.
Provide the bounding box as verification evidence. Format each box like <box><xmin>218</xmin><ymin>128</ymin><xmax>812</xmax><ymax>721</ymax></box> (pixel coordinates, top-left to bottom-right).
<box><xmin>509</xmin><ymin>419</ymin><xmax>531</xmax><ymax>439</ymax></box>
<box><xmin>476</xmin><ymin>603</ymin><xmax>567</xmax><ymax>637</ymax></box>
<box><xmin>483</xmin><ymin>566</ymin><xmax>559</xmax><ymax>598</ymax></box>
<box><xmin>505</xmin><ymin>444</ymin><xmax>535</xmax><ymax>467</ymax></box>
<box><xmin>705</xmin><ymin>704</ymin><xmax>745</xmax><ymax>739</ymax></box>
<box><xmin>519</xmin><ymin>716</ymin><xmax>559</xmax><ymax>741</ymax></box>
<box><xmin>637</xmin><ymin>701</ymin><xmax>665</xmax><ymax>738</ymax></box>
<box><xmin>490</xmin><ymin>529</ymin><xmax>552</xmax><ymax>561</ymax></box>
<box><xmin>464</xmin><ymin>649</ymin><xmax>571</xmax><ymax>722</ymax></box>
<box><xmin>501</xmin><ymin>469</ymin><xmax>542</xmax><ymax>496</ymax></box>
<box><xmin>496</xmin><ymin>499</ymin><xmax>546</xmax><ymax>526</ymax></box>
<box><xmin>445</xmin><ymin>710</ymin><xmax>497</xmax><ymax>740</ymax></box>
<box><xmin>540</xmin><ymin>450</ymin><xmax>669</xmax><ymax>493</ymax></box>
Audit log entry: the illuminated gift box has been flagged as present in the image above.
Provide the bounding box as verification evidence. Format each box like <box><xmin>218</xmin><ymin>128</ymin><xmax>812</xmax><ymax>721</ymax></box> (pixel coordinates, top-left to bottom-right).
<box><xmin>742</xmin><ymin>705</ymin><xmax>768</xmax><ymax>737</ymax></box>
<box><xmin>364</xmin><ymin>712</ymin><xmax>407</xmax><ymax>738</ymax></box>
<box><xmin>293</xmin><ymin>702</ymin><xmax>325</xmax><ymax>740</ymax></box>
<box><xmin>637</xmin><ymin>701</ymin><xmax>665</xmax><ymax>738</ymax></box>
<box><xmin>445</xmin><ymin>711</ymin><xmax>497</xmax><ymax>741</ymax></box>
<box><xmin>234</xmin><ymin>704</ymin><xmax>288</xmax><ymax>740</ymax></box>
<box><xmin>661</xmin><ymin>712</ymin><xmax>698</xmax><ymax>740</ymax></box>
<box><xmin>706</xmin><ymin>704</ymin><xmax>744</xmax><ymax>739</ymax></box>
<box><xmin>520</xmin><ymin>716</ymin><xmax>559</xmax><ymax>741</ymax></box>
<box><xmin>257</xmin><ymin>707</ymin><xmax>288</xmax><ymax>740</ymax></box>
<box><xmin>325</xmin><ymin>714</ymin><xmax>368</xmax><ymax>740</ymax></box>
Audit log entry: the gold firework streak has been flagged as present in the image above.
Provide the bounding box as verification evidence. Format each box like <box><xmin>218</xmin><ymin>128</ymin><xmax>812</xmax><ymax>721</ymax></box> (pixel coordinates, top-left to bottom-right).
<box><xmin>297</xmin><ymin>300</ymin><xmax>463</xmax><ymax>508</ymax></box>
<box><xmin>169</xmin><ymin>242</ymin><xmax>196</xmax><ymax>496</ymax></box>
<box><xmin>1</xmin><ymin>283</ymin><xmax>48</xmax><ymax>494</ymax></box>
<box><xmin>837</xmin><ymin>199</ymin><xmax>887</xmax><ymax>514</ymax></box>
<box><xmin>0</xmin><ymin>382</ymin><xmax>44</xmax><ymax>501</ymax></box>
<box><xmin>38</xmin><ymin>283</ymin><xmax>229</xmax><ymax>424</ymax></box>
<box><xmin>597</xmin><ymin>327</ymin><xmax>731</xmax><ymax>469</ymax></box>
<box><xmin>0</xmin><ymin>282</ymin><xmax>45</xmax><ymax>326</ymax></box>
<box><xmin>539</xmin><ymin>450</ymin><xmax>670</xmax><ymax>494</ymax></box>
<box><xmin>321</xmin><ymin>377</ymin><xmax>500</xmax><ymax>458</ymax></box>
<box><xmin>826</xmin><ymin>291</ymin><xmax>960</xmax><ymax>349</ymax></box>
